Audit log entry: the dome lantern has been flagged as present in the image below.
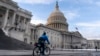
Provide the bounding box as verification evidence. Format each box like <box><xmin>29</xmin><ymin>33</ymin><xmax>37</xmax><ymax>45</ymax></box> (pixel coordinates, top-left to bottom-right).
<box><xmin>55</xmin><ymin>1</ymin><xmax>59</xmax><ymax>10</ymax></box>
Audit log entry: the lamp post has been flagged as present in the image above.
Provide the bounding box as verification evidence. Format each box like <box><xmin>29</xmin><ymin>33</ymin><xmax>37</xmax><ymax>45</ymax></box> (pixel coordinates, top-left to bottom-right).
<box><xmin>70</xmin><ymin>33</ymin><xmax>73</xmax><ymax>49</ymax></box>
<box><xmin>95</xmin><ymin>41</ymin><xmax>99</xmax><ymax>52</ymax></box>
<box><xmin>95</xmin><ymin>41</ymin><xmax>98</xmax><ymax>52</ymax></box>
<box><xmin>95</xmin><ymin>46</ymin><xmax>97</xmax><ymax>52</ymax></box>
<box><xmin>62</xmin><ymin>37</ymin><xmax>64</xmax><ymax>49</ymax></box>
<box><xmin>61</xmin><ymin>34</ymin><xmax>64</xmax><ymax>49</ymax></box>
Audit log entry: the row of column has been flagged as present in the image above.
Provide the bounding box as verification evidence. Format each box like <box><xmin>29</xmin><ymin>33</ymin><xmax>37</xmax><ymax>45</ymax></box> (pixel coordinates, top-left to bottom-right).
<box><xmin>3</xmin><ymin>8</ymin><xmax>29</xmax><ymax>30</ymax></box>
<box><xmin>62</xmin><ymin>34</ymin><xmax>74</xmax><ymax>49</ymax></box>
<box><xmin>17</xmin><ymin>16</ymin><xmax>27</xmax><ymax>30</ymax></box>
<box><xmin>49</xmin><ymin>23</ymin><xmax>67</xmax><ymax>30</ymax></box>
<box><xmin>3</xmin><ymin>9</ymin><xmax>17</xmax><ymax>28</ymax></box>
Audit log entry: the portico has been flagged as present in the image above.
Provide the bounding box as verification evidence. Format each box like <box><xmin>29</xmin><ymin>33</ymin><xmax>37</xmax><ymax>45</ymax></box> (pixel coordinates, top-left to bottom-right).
<box><xmin>0</xmin><ymin>0</ymin><xmax>32</xmax><ymax>43</ymax></box>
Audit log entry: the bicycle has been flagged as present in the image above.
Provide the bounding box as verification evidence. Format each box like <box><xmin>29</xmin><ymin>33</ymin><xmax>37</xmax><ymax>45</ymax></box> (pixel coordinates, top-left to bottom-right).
<box><xmin>32</xmin><ymin>43</ymin><xmax>51</xmax><ymax>56</ymax></box>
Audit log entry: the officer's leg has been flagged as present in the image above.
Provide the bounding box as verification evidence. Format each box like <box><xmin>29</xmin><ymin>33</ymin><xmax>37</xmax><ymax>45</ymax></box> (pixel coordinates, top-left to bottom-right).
<box><xmin>41</xmin><ymin>43</ymin><xmax>45</xmax><ymax>55</ymax></box>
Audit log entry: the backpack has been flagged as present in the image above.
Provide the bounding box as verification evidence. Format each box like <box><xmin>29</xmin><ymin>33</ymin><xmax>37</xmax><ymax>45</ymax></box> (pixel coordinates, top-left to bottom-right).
<box><xmin>38</xmin><ymin>37</ymin><xmax>45</xmax><ymax>43</ymax></box>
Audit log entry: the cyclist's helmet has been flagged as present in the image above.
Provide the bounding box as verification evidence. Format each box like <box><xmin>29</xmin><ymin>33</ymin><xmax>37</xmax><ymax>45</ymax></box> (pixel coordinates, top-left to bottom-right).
<box><xmin>43</xmin><ymin>32</ymin><xmax>46</xmax><ymax>35</ymax></box>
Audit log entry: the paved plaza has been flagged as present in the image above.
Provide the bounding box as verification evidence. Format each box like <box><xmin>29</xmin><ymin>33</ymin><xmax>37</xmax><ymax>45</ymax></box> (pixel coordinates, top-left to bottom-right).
<box><xmin>0</xmin><ymin>49</ymin><xmax>100</xmax><ymax>56</ymax></box>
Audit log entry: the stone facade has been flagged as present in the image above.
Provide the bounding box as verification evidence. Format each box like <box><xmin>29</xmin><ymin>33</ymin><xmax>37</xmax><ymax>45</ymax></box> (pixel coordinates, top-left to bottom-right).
<box><xmin>0</xmin><ymin>0</ymin><xmax>88</xmax><ymax>49</ymax></box>
<box><xmin>87</xmin><ymin>40</ymin><xmax>100</xmax><ymax>49</ymax></box>
<box><xmin>35</xmin><ymin>24</ymin><xmax>62</xmax><ymax>49</ymax></box>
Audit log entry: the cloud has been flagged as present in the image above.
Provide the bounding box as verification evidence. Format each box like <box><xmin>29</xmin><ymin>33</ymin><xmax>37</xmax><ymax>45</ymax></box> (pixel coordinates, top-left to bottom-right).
<box><xmin>76</xmin><ymin>21</ymin><xmax>100</xmax><ymax>27</ymax></box>
<box><xmin>75</xmin><ymin>21</ymin><xmax>100</xmax><ymax>40</ymax></box>
<box><xmin>63</xmin><ymin>11</ymin><xmax>80</xmax><ymax>20</ymax></box>
<box><xmin>13</xmin><ymin>0</ymin><xmax>100</xmax><ymax>6</ymax></box>
<box><xmin>81</xmin><ymin>28</ymin><xmax>100</xmax><ymax>40</ymax></box>
<box><xmin>64</xmin><ymin>0</ymin><xmax>94</xmax><ymax>4</ymax></box>
<box><xmin>95</xmin><ymin>2</ymin><xmax>100</xmax><ymax>6</ymax></box>
<box><xmin>77</xmin><ymin>0</ymin><xmax>93</xmax><ymax>4</ymax></box>
<box><xmin>30</xmin><ymin>16</ymin><xmax>46</xmax><ymax>25</ymax></box>
<box><xmin>13</xmin><ymin>0</ymin><xmax>63</xmax><ymax>4</ymax></box>
<box><xmin>75</xmin><ymin>0</ymin><xmax>100</xmax><ymax>7</ymax></box>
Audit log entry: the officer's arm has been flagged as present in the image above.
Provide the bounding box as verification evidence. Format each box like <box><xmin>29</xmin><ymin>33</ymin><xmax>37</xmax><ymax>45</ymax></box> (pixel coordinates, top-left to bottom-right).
<box><xmin>46</xmin><ymin>36</ymin><xmax>50</xmax><ymax>44</ymax></box>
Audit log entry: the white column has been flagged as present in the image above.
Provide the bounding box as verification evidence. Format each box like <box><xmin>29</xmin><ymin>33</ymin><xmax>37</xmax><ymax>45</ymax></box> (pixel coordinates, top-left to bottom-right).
<box><xmin>63</xmin><ymin>25</ymin><xmax>65</xmax><ymax>30</ymax></box>
<box><xmin>53</xmin><ymin>24</ymin><xmax>54</xmax><ymax>28</ymax></box>
<box><xmin>57</xmin><ymin>24</ymin><xmax>59</xmax><ymax>29</ymax></box>
<box><xmin>63</xmin><ymin>25</ymin><xmax>64</xmax><ymax>30</ymax></box>
<box><xmin>59</xmin><ymin>24</ymin><xmax>61</xmax><ymax>29</ymax></box>
<box><xmin>24</xmin><ymin>18</ymin><xmax>26</xmax><ymax>23</ymax></box>
<box><xmin>57</xmin><ymin>24</ymin><xmax>58</xmax><ymax>29</ymax></box>
<box><xmin>56</xmin><ymin>23</ymin><xmax>57</xmax><ymax>29</ymax></box>
<box><xmin>3</xmin><ymin>9</ymin><xmax>9</xmax><ymax>29</ymax></box>
<box><xmin>17</xmin><ymin>15</ymin><xmax>20</xmax><ymax>28</ymax></box>
<box><xmin>54</xmin><ymin>24</ymin><xmax>55</xmax><ymax>28</ymax></box>
<box><xmin>12</xmin><ymin>12</ymin><xmax>16</xmax><ymax>26</ymax></box>
<box><xmin>18</xmin><ymin>15</ymin><xmax>21</xmax><ymax>23</ymax></box>
<box><xmin>23</xmin><ymin>17</ymin><xmax>26</xmax><ymax>30</ymax></box>
<box><xmin>58</xmin><ymin>24</ymin><xmax>59</xmax><ymax>29</ymax></box>
<box><xmin>51</xmin><ymin>24</ymin><xmax>52</xmax><ymax>28</ymax></box>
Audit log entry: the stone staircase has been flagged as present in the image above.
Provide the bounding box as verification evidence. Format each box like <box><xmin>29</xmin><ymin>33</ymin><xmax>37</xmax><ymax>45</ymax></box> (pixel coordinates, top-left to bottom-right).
<box><xmin>0</xmin><ymin>28</ymin><xmax>33</xmax><ymax>50</ymax></box>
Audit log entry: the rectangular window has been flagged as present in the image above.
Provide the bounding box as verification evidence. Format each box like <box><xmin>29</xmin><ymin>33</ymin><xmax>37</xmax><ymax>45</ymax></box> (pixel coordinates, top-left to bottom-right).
<box><xmin>24</xmin><ymin>38</ymin><xmax>27</xmax><ymax>43</ymax></box>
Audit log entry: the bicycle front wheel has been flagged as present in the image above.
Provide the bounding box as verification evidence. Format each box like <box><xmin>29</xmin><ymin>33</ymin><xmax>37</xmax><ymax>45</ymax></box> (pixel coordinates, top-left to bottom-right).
<box><xmin>44</xmin><ymin>47</ymin><xmax>51</xmax><ymax>56</ymax></box>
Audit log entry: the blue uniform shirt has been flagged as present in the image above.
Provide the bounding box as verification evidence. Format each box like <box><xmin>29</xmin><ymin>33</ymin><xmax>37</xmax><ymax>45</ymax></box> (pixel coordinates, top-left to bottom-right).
<box><xmin>40</xmin><ymin>34</ymin><xmax>50</xmax><ymax>44</ymax></box>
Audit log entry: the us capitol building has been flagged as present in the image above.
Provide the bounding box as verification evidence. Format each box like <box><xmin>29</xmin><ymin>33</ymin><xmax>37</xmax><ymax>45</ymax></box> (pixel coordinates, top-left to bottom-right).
<box><xmin>0</xmin><ymin>0</ymin><xmax>88</xmax><ymax>49</ymax></box>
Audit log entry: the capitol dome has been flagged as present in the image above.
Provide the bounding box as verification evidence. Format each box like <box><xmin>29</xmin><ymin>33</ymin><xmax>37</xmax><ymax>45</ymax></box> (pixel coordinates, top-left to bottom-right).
<box><xmin>46</xmin><ymin>1</ymin><xmax>68</xmax><ymax>31</ymax></box>
<box><xmin>50</xmin><ymin>8</ymin><xmax>64</xmax><ymax>17</ymax></box>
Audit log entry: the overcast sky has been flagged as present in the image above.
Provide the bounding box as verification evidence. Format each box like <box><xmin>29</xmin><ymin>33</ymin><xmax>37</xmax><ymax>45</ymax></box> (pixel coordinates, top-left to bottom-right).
<box><xmin>13</xmin><ymin>0</ymin><xmax>100</xmax><ymax>40</ymax></box>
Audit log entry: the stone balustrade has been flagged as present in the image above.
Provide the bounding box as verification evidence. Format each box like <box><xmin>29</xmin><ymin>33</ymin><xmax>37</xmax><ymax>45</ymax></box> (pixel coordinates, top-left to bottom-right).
<box><xmin>18</xmin><ymin>8</ymin><xmax>32</xmax><ymax>15</ymax></box>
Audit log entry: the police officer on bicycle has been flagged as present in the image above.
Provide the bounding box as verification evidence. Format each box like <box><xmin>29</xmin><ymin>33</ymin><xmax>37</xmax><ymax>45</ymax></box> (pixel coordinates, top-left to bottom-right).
<box><xmin>38</xmin><ymin>32</ymin><xmax>50</xmax><ymax>56</ymax></box>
